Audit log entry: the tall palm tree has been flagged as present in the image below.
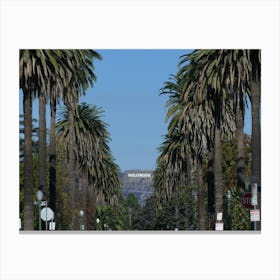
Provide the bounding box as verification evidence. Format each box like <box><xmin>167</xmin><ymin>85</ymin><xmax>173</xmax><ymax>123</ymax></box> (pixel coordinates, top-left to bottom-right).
<box><xmin>60</xmin><ymin>50</ymin><xmax>102</xmax><ymax>229</ymax></box>
<box><xmin>183</xmin><ymin>50</ymin><xmax>261</xmax><ymax>223</ymax></box>
<box><xmin>20</xmin><ymin>50</ymin><xmax>70</xmax><ymax>229</ymax></box>
<box><xmin>20</xmin><ymin>50</ymin><xmax>40</xmax><ymax>229</ymax></box>
<box><xmin>179</xmin><ymin>50</ymin><xmax>250</xmax><ymax>196</ymax></box>
<box><xmin>56</xmin><ymin>103</ymin><xmax>121</xmax><ymax>230</ymax></box>
<box><xmin>178</xmin><ymin>51</ymin><xmax>236</xmax><ymax>223</ymax></box>
<box><xmin>249</xmin><ymin>50</ymin><xmax>261</xmax><ymax>188</ymax></box>
<box><xmin>38</xmin><ymin>91</ymin><xmax>47</xmax><ymax>197</ymax></box>
<box><xmin>249</xmin><ymin>50</ymin><xmax>261</xmax><ymax>229</ymax></box>
<box><xmin>20</xmin><ymin>50</ymin><xmax>102</xmax><ymax>229</ymax></box>
<box><xmin>160</xmin><ymin>75</ymin><xmax>208</xmax><ymax>229</ymax></box>
<box><xmin>22</xmin><ymin>89</ymin><xmax>34</xmax><ymax>230</ymax></box>
<box><xmin>20</xmin><ymin>50</ymin><xmax>61</xmax><ymax>229</ymax></box>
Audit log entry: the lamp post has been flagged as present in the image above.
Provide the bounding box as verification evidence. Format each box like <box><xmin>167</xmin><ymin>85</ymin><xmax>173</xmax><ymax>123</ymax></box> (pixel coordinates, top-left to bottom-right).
<box><xmin>79</xmin><ymin>210</ymin><xmax>84</xmax><ymax>230</ymax></box>
<box><xmin>36</xmin><ymin>190</ymin><xmax>44</xmax><ymax>230</ymax></box>
<box><xmin>96</xmin><ymin>218</ymin><xmax>100</xmax><ymax>230</ymax></box>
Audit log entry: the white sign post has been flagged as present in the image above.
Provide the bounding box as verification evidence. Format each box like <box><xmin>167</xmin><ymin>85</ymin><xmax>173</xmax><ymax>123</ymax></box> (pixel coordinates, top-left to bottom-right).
<box><xmin>40</xmin><ymin>207</ymin><xmax>54</xmax><ymax>230</ymax></box>
<box><xmin>251</xmin><ymin>183</ymin><xmax>258</xmax><ymax>206</ymax></box>
<box><xmin>250</xmin><ymin>209</ymin><xmax>260</xmax><ymax>222</ymax></box>
<box><xmin>40</xmin><ymin>207</ymin><xmax>54</xmax><ymax>221</ymax></box>
<box><xmin>215</xmin><ymin>223</ymin><xmax>224</xmax><ymax>231</ymax></box>
<box><xmin>215</xmin><ymin>212</ymin><xmax>223</xmax><ymax>231</ymax></box>
<box><xmin>49</xmin><ymin>222</ymin><xmax>56</xmax><ymax>230</ymax></box>
<box><xmin>217</xmin><ymin>212</ymin><xmax>223</xmax><ymax>221</ymax></box>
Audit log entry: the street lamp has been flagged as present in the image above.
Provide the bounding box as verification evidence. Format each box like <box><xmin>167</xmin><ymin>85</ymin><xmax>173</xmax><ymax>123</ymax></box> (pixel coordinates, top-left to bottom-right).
<box><xmin>36</xmin><ymin>190</ymin><xmax>44</xmax><ymax>201</ymax></box>
<box><xmin>96</xmin><ymin>218</ymin><xmax>100</xmax><ymax>230</ymax></box>
<box><xmin>35</xmin><ymin>190</ymin><xmax>44</xmax><ymax>230</ymax></box>
<box><xmin>79</xmin><ymin>210</ymin><xmax>84</xmax><ymax>230</ymax></box>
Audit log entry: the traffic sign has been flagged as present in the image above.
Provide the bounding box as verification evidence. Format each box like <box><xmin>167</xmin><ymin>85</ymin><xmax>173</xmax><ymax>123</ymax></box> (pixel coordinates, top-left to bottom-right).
<box><xmin>215</xmin><ymin>222</ymin><xmax>224</xmax><ymax>231</ymax></box>
<box><xmin>216</xmin><ymin>212</ymin><xmax>223</xmax><ymax>221</ymax></box>
<box><xmin>40</xmin><ymin>207</ymin><xmax>54</xmax><ymax>221</ymax></box>
<box><xmin>250</xmin><ymin>209</ymin><xmax>260</xmax><ymax>222</ymax></box>
<box><xmin>242</xmin><ymin>193</ymin><xmax>253</xmax><ymax>209</ymax></box>
<box><xmin>49</xmin><ymin>222</ymin><xmax>56</xmax><ymax>230</ymax></box>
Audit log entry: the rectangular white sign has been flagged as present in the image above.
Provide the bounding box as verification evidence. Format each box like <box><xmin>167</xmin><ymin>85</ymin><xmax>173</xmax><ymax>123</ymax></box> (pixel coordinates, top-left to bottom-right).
<box><xmin>215</xmin><ymin>223</ymin><xmax>224</xmax><ymax>231</ymax></box>
<box><xmin>250</xmin><ymin>209</ymin><xmax>260</xmax><ymax>222</ymax></box>
<box><xmin>251</xmin><ymin>183</ymin><xmax>258</xmax><ymax>206</ymax></box>
<box><xmin>128</xmin><ymin>173</ymin><xmax>151</xmax><ymax>178</ymax></box>
<box><xmin>49</xmin><ymin>222</ymin><xmax>56</xmax><ymax>230</ymax></box>
<box><xmin>217</xmin><ymin>212</ymin><xmax>223</xmax><ymax>221</ymax></box>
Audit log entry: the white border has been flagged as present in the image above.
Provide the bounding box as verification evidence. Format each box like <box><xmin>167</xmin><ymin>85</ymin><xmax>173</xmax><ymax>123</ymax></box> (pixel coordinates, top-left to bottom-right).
<box><xmin>1</xmin><ymin>1</ymin><xmax>280</xmax><ymax>279</ymax></box>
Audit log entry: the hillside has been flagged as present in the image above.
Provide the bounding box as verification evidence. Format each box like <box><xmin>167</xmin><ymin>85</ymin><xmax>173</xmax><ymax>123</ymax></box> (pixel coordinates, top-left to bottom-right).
<box><xmin>120</xmin><ymin>170</ymin><xmax>154</xmax><ymax>205</ymax></box>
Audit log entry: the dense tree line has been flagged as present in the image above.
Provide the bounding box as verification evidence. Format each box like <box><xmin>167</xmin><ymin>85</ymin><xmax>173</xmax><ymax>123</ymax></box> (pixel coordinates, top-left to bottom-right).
<box><xmin>153</xmin><ymin>50</ymin><xmax>260</xmax><ymax>230</ymax></box>
<box><xmin>19</xmin><ymin>50</ymin><xmax>122</xmax><ymax>230</ymax></box>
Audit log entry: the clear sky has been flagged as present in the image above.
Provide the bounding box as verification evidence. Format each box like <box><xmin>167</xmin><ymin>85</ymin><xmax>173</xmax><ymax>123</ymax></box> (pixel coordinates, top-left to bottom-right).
<box><xmin>19</xmin><ymin>49</ymin><xmax>252</xmax><ymax>172</ymax></box>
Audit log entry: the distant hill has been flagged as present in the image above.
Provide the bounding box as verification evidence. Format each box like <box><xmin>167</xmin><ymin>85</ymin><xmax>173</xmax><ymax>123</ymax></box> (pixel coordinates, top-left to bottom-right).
<box><xmin>120</xmin><ymin>170</ymin><xmax>154</xmax><ymax>205</ymax></box>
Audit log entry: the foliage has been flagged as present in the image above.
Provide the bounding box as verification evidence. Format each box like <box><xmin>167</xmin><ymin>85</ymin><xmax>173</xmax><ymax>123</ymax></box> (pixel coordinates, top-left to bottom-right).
<box><xmin>95</xmin><ymin>205</ymin><xmax>124</xmax><ymax>230</ymax></box>
<box><xmin>222</xmin><ymin>134</ymin><xmax>252</xmax><ymax>192</ymax></box>
<box><xmin>224</xmin><ymin>188</ymin><xmax>250</xmax><ymax>230</ymax></box>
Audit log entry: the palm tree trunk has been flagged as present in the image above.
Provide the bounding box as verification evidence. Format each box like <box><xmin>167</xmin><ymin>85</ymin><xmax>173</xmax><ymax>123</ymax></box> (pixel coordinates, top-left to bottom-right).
<box><xmin>174</xmin><ymin>207</ymin><xmax>179</xmax><ymax>229</ymax></box>
<box><xmin>68</xmin><ymin>108</ymin><xmax>76</xmax><ymax>229</ymax></box>
<box><xmin>206</xmin><ymin>149</ymin><xmax>215</xmax><ymax>229</ymax></box>
<box><xmin>251</xmin><ymin>79</ymin><xmax>261</xmax><ymax>229</ymax></box>
<box><xmin>197</xmin><ymin>159</ymin><xmax>206</xmax><ymax>230</ymax></box>
<box><xmin>23</xmin><ymin>90</ymin><xmax>34</xmax><ymax>230</ymax></box>
<box><xmin>184</xmin><ymin>154</ymin><xmax>192</xmax><ymax>229</ymax></box>
<box><xmin>236</xmin><ymin>98</ymin><xmax>246</xmax><ymax>195</ymax></box>
<box><xmin>214</xmin><ymin>126</ymin><xmax>223</xmax><ymax>218</ymax></box>
<box><xmin>251</xmin><ymin>80</ymin><xmax>261</xmax><ymax>187</ymax></box>
<box><xmin>82</xmin><ymin>174</ymin><xmax>88</xmax><ymax>229</ymax></box>
<box><xmin>49</xmin><ymin>97</ymin><xmax>56</xmax><ymax>215</ymax></box>
<box><xmin>73</xmin><ymin>163</ymin><xmax>80</xmax><ymax>229</ymax></box>
<box><xmin>87</xmin><ymin>185</ymin><xmax>97</xmax><ymax>230</ymax></box>
<box><xmin>39</xmin><ymin>93</ymin><xmax>47</xmax><ymax>197</ymax></box>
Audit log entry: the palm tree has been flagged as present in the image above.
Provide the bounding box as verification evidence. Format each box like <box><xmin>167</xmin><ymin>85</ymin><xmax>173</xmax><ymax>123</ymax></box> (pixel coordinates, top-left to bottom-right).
<box><xmin>22</xmin><ymin>89</ymin><xmax>34</xmax><ymax>230</ymax></box>
<box><xmin>20</xmin><ymin>50</ymin><xmax>60</xmax><ymax>229</ymax></box>
<box><xmin>60</xmin><ymin>50</ymin><xmax>102</xmax><ymax>229</ymax></box>
<box><xmin>249</xmin><ymin>50</ymin><xmax>261</xmax><ymax>229</ymax></box>
<box><xmin>249</xmin><ymin>50</ymin><xmax>261</xmax><ymax>188</ymax></box>
<box><xmin>160</xmin><ymin>75</ymin><xmax>206</xmax><ymax>229</ymax></box>
<box><xmin>20</xmin><ymin>50</ymin><xmax>102</xmax><ymax>229</ymax></box>
<box><xmin>38</xmin><ymin>91</ymin><xmax>47</xmax><ymax>197</ymax></box>
<box><xmin>182</xmin><ymin>49</ymin><xmax>261</xmax><ymax>222</ymax></box>
<box><xmin>177</xmin><ymin>51</ymin><xmax>236</xmax><ymax>224</ymax></box>
<box><xmin>56</xmin><ymin>103</ymin><xmax>121</xmax><ymax>230</ymax></box>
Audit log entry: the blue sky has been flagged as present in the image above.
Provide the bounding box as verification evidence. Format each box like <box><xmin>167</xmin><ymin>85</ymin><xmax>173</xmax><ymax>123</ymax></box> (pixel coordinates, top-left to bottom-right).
<box><xmin>19</xmin><ymin>49</ymin><xmax>252</xmax><ymax>172</ymax></box>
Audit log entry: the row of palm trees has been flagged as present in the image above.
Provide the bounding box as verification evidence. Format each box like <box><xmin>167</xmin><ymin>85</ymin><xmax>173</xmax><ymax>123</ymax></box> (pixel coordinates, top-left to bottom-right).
<box><xmin>56</xmin><ymin>103</ymin><xmax>121</xmax><ymax>229</ymax></box>
<box><xmin>153</xmin><ymin>50</ymin><xmax>261</xmax><ymax>230</ymax></box>
<box><xmin>19</xmin><ymin>50</ymin><xmax>121</xmax><ymax>230</ymax></box>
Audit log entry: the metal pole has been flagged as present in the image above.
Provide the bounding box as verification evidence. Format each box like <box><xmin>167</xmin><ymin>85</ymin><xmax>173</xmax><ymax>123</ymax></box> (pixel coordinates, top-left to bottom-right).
<box><xmin>45</xmin><ymin>201</ymin><xmax>48</xmax><ymax>230</ymax></box>
<box><xmin>38</xmin><ymin>202</ymin><xmax>41</xmax><ymax>230</ymax></box>
<box><xmin>227</xmin><ymin>190</ymin><xmax>231</xmax><ymax>230</ymax></box>
<box><xmin>251</xmin><ymin>183</ymin><xmax>258</xmax><ymax>231</ymax></box>
<box><xmin>254</xmin><ymin>205</ymin><xmax>257</xmax><ymax>230</ymax></box>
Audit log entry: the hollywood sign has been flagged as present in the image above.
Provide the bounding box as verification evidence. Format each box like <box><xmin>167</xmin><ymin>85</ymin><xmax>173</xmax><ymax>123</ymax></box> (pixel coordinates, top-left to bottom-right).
<box><xmin>128</xmin><ymin>173</ymin><xmax>151</xmax><ymax>178</ymax></box>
